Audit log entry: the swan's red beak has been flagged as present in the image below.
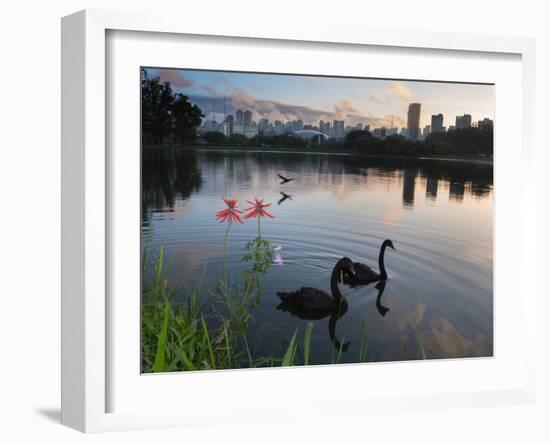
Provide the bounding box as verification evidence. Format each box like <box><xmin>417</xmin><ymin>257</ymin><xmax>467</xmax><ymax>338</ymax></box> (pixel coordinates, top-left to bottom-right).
<box><xmin>349</xmin><ymin>263</ymin><xmax>356</xmax><ymax>276</ymax></box>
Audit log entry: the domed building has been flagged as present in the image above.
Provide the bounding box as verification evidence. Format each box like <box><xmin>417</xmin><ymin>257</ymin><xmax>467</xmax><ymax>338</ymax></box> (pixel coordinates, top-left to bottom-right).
<box><xmin>291</xmin><ymin>129</ymin><xmax>329</xmax><ymax>145</ymax></box>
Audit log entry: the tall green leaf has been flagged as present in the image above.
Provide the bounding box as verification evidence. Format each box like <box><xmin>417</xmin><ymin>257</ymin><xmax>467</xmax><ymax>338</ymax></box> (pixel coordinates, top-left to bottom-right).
<box><xmin>153</xmin><ymin>299</ymin><xmax>170</xmax><ymax>372</ymax></box>
<box><xmin>282</xmin><ymin>329</ymin><xmax>298</xmax><ymax>366</ymax></box>
<box><xmin>303</xmin><ymin>323</ymin><xmax>313</xmax><ymax>366</ymax></box>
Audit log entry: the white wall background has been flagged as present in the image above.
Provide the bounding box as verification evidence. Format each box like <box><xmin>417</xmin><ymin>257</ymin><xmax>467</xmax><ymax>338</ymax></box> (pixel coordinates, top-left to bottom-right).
<box><xmin>0</xmin><ymin>1</ymin><xmax>548</xmax><ymax>441</ymax></box>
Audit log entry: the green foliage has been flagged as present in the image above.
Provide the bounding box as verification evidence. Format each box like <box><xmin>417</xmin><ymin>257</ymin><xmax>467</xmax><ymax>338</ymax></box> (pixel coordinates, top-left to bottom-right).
<box><xmin>282</xmin><ymin>329</ymin><xmax>299</xmax><ymax>366</ymax></box>
<box><xmin>152</xmin><ymin>300</ymin><xmax>170</xmax><ymax>372</ymax></box>
<box><xmin>202</xmin><ymin>131</ymin><xmax>228</xmax><ymax>144</ymax></box>
<box><xmin>303</xmin><ymin>323</ymin><xmax>313</xmax><ymax>366</ymax></box>
<box><xmin>342</xmin><ymin>126</ymin><xmax>493</xmax><ymax>157</ymax></box>
<box><xmin>141</xmin><ymin>74</ymin><xmax>204</xmax><ymax>146</ymax></box>
<box><xmin>426</xmin><ymin>126</ymin><xmax>493</xmax><ymax>157</ymax></box>
<box><xmin>242</xmin><ymin>237</ymin><xmax>274</xmax><ymax>274</ymax></box>
<box><xmin>200</xmin><ymin>132</ymin><xmax>308</xmax><ymax>149</ymax></box>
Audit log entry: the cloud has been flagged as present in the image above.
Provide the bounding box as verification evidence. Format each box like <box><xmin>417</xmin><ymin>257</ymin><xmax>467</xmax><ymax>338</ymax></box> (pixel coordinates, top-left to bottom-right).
<box><xmin>200</xmin><ymin>84</ymin><xmax>220</xmax><ymax>95</ymax></box>
<box><xmin>368</xmin><ymin>82</ymin><xmax>412</xmax><ymax>106</ymax></box>
<box><xmin>335</xmin><ymin>99</ymin><xmax>357</xmax><ymax>115</ymax></box>
<box><xmin>186</xmin><ymin>88</ymin><xmax>406</xmax><ymax>128</ymax></box>
<box><xmin>389</xmin><ymin>82</ymin><xmax>412</xmax><ymax>103</ymax></box>
<box><xmin>157</xmin><ymin>70</ymin><xmax>194</xmax><ymax>88</ymax></box>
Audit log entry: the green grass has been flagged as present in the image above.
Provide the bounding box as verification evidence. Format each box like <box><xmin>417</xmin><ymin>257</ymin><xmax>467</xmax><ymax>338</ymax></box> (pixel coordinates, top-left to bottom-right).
<box><xmin>141</xmin><ymin>245</ymin><xmax>320</xmax><ymax>372</ymax></box>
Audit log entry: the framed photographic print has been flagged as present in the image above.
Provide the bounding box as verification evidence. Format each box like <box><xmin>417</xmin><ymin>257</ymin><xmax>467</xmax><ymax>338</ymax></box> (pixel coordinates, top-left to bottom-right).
<box><xmin>61</xmin><ymin>9</ymin><xmax>538</xmax><ymax>432</ymax></box>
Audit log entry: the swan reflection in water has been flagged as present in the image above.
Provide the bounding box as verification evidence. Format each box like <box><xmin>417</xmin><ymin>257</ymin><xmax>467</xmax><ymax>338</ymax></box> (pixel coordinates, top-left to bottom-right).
<box><xmin>374</xmin><ymin>280</ymin><xmax>390</xmax><ymax>317</ymax></box>
<box><xmin>275</xmin><ymin>258</ymin><xmax>355</xmax><ymax>352</ymax></box>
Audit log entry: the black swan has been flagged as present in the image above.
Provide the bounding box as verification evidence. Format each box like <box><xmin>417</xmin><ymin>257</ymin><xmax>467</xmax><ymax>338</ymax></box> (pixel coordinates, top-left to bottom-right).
<box><xmin>343</xmin><ymin>239</ymin><xmax>395</xmax><ymax>286</ymax></box>
<box><xmin>278</xmin><ymin>191</ymin><xmax>293</xmax><ymax>205</ymax></box>
<box><xmin>277</xmin><ymin>173</ymin><xmax>294</xmax><ymax>184</ymax></box>
<box><xmin>276</xmin><ymin>257</ymin><xmax>356</xmax><ymax>351</ymax></box>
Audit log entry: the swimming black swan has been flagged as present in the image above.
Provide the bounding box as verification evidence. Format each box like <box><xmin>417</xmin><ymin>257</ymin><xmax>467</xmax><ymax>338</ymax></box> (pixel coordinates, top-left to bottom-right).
<box><xmin>343</xmin><ymin>239</ymin><xmax>395</xmax><ymax>286</ymax></box>
<box><xmin>374</xmin><ymin>280</ymin><xmax>390</xmax><ymax>317</ymax></box>
<box><xmin>276</xmin><ymin>257</ymin><xmax>355</xmax><ymax>315</ymax></box>
<box><xmin>276</xmin><ymin>257</ymin><xmax>355</xmax><ymax>351</ymax></box>
<box><xmin>277</xmin><ymin>173</ymin><xmax>294</xmax><ymax>184</ymax></box>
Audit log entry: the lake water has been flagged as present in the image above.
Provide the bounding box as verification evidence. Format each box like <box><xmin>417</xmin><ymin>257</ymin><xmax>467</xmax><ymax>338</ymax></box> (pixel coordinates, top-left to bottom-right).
<box><xmin>142</xmin><ymin>148</ymin><xmax>493</xmax><ymax>365</ymax></box>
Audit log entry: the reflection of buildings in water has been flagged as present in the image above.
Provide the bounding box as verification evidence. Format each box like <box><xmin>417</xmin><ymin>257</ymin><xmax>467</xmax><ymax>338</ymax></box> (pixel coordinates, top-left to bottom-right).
<box><xmin>470</xmin><ymin>181</ymin><xmax>492</xmax><ymax>199</ymax></box>
<box><xmin>449</xmin><ymin>179</ymin><xmax>466</xmax><ymax>202</ymax></box>
<box><xmin>425</xmin><ymin>175</ymin><xmax>439</xmax><ymax>201</ymax></box>
<box><xmin>141</xmin><ymin>149</ymin><xmax>494</xmax><ymax>226</ymax></box>
<box><xmin>402</xmin><ymin>167</ymin><xmax>418</xmax><ymax>207</ymax></box>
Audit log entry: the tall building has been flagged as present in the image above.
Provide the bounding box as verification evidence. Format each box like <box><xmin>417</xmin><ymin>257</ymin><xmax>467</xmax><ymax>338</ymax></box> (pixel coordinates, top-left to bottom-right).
<box><xmin>431</xmin><ymin>114</ymin><xmax>444</xmax><ymax>133</ymax></box>
<box><xmin>332</xmin><ymin>120</ymin><xmax>345</xmax><ymax>139</ymax></box>
<box><xmin>372</xmin><ymin>127</ymin><xmax>387</xmax><ymax>139</ymax></box>
<box><xmin>258</xmin><ymin>118</ymin><xmax>269</xmax><ymax>134</ymax></box>
<box><xmin>455</xmin><ymin>114</ymin><xmax>472</xmax><ymax>129</ymax></box>
<box><xmin>478</xmin><ymin>118</ymin><xmax>493</xmax><ymax>129</ymax></box>
<box><xmin>407</xmin><ymin>103</ymin><xmax>421</xmax><ymax>141</ymax></box>
<box><xmin>243</xmin><ymin>110</ymin><xmax>252</xmax><ymax>125</ymax></box>
<box><xmin>235</xmin><ymin>109</ymin><xmax>244</xmax><ymax>124</ymax></box>
<box><xmin>422</xmin><ymin>125</ymin><xmax>431</xmax><ymax>139</ymax></box>
<box><xmin>319</xmin><ymin>120</ymin><xmax>329</xmax><ymax>135</ymax></box>
<box><xmin>221</xmin><ymin>115</ymin><xmax>234</xmax><ymax>136</ymax></box>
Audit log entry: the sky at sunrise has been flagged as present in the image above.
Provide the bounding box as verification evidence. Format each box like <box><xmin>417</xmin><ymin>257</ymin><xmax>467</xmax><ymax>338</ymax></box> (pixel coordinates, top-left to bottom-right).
<box><xmin>144</xmin><ymin>67</ymin><xmax>494</xmax><ymax>129</ymax></box>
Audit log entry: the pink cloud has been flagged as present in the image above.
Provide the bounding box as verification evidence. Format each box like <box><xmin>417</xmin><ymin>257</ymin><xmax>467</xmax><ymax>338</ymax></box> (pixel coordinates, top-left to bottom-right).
<box><xmin>157</xmin><ymin>70</ymin><xmax>194</xmax><ymax>88</ymax></box>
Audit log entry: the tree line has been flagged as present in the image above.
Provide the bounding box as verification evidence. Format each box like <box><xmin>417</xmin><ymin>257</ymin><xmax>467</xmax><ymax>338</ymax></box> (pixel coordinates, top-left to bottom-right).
<box><xmin>342</xmin><ymin>127</ymin><xmax>493</xmax><ymax>157</ymax></box>
<box><xmin>199</xmin><ymin>126</ymin><xmax>493</xmax><ymax>157</ymax></box>
<box><xmin>141</xmin><ymin>72</ymin><xmax>204</xmax><ymax>145</ymax></box>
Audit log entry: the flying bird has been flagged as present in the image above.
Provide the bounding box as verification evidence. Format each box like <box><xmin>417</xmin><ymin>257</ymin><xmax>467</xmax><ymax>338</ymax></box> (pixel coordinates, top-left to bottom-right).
<box><xmin>277</xmin><ymin>173</ymin><xmax>294</xmax><ymax>184</ymax></box>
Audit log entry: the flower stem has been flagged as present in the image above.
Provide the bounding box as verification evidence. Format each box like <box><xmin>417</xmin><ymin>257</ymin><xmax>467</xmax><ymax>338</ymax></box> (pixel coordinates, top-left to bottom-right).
<box><xmin>257</xmin><ymin>216</ymin><xmax>261</xmax><ymax>239</ymax></box>
<box><xmin>223</xmin><ymin>222</ymin><xmax>231</xmax><ymax>290</ymax></box>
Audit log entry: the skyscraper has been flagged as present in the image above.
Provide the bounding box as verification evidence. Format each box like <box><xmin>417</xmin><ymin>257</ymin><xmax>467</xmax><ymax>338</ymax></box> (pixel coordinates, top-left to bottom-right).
<box><xmin>236</xmin><ymin>109</ymin><xmax>244</xmax><ymax>124</ymax></box>
<box><xmin>478</xmin><ymin>118</ymin><xmax>493</xmax><ymax>130</ymax></box>
<box><xmin>243</xmin><ymin>110</ymin><xmax>252</xmax><ymax>125</ymax></box>
<box><xmin>422</xmin><ymin>125</ymin><xmax>431</xmax><ymax>139</ymax></box>
<box><xmin>258</xmin><ymin>118</ymin><xmax>269</xmax><ymax>134</ymax></box>
<box><xmin>332</xmin><ymin>120</ymin><xmax>345</xmax><ymax>139</ymax></box>
<box><xmin>407</xmin><ymin>103</ymin><xmax>421</xmax><ymax>141</ymax></box>
<box><xmin>431</xmin><ymin>113</ymin><xmax>444</xmax><ymax>133</ymax></box>
<box><xmin>455</xmin><ymin>114</ymin><xmax>472</xmax><ymax>129</ymax></box>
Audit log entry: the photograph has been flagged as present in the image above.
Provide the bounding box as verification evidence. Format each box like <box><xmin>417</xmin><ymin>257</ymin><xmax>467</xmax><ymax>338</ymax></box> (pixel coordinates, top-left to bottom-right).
<box><xmin>140</xmin><ymin>67</ymin><xmax>494</xmax><ymax>373</ymax></box>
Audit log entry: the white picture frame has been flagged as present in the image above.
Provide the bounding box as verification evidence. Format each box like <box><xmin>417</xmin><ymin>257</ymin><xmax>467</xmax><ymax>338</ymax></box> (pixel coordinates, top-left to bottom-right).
<box><xmin>61</xmin><ymin>9</ymin><xmax>538</xmax><ymax>433</ymax></box>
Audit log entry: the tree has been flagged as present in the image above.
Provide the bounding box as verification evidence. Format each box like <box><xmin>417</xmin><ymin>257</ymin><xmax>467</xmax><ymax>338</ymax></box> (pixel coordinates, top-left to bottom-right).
<box><xmin>344</xmin><ymin>130</ymin><xmax>383</xmax><ymax>153</ymax></box>
<box><xmin>172</xmin><ymin>93</ymin><xmax>203</xmax><ymax>145</ymax></box>
<box><xmin>202</xmin><ymin>131</ymin><xmax>228</xmax><ymax>144</ymax></box>
<box><xmin>141</xmin><ymin>77</ymin><xmax>175</xmax><ymax>145</ymax></box>
<box><xmin>141</xmin><ymin>77</ymin><xmax>204</xmax><ymax>146</ymax></box>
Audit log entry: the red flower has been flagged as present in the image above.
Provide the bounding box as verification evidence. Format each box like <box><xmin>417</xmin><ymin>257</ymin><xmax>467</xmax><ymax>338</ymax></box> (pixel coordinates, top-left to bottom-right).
<box><xmin>215</xmin><ymin>197</ymin><xmax>244</xmax><ymax>224</ymax></box>
<box><xmin>244</xmin><ymin>198</ymin><xmax>274</xmax><ymax>219</ymax></box>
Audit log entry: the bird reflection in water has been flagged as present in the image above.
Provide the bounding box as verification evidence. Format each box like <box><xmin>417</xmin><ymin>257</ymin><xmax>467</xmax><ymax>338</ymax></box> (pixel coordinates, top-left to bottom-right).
<box><xmin>374</xmin><ymin>280</ymin><xmax>390</xmax><ymax>317</ymax></box>
<box><xmin>278</xmin><ymin>191</ymin><xmax>293</xmax><ymax>205</ymax></box>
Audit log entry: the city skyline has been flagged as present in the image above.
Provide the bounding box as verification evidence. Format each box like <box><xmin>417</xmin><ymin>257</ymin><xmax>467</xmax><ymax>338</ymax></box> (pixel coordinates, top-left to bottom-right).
<box><xmin>143</xmin><ymin>67</ymin><xmax>494</xmax><ymax>130</ymax></box>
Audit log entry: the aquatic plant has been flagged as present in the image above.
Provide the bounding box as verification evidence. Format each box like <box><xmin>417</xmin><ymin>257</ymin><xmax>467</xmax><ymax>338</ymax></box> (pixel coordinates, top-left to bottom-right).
<box><xmin>242</xmin><ymin>198</ymin><xmax>275</xmax><ymax>273</ymax></box>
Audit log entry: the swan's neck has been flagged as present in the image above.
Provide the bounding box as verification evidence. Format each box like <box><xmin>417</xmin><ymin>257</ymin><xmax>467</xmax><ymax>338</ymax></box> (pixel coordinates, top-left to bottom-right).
<box><xmin>378</xmin><ymin>244</ymin><xmax>388</xmax><ymax>280</ymax></box>
<box><xmin>330</xmin><ymin>266</ymin><xmax>344</xmax><ymax>302</ymax></box>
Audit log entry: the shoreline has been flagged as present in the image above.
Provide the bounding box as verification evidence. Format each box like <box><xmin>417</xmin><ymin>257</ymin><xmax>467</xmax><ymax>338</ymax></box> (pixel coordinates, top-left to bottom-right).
<box><xmin>143</xmin><ymin>144</ymin><xmax>493</xmax><ymax>164</ymax></box>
